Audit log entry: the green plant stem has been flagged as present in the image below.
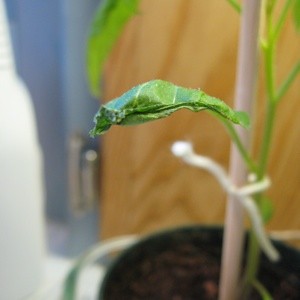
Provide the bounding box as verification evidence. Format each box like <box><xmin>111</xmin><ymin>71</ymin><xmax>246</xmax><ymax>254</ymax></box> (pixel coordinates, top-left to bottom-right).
<box><xmin>257</xmin><ymin>5</ymin><xmax>279</xmax><ymax>178</ymax></box>
<box><xmin>257</xmin><ymin>101</ymin><xmax>277</xmax><ymax>179</ymax></box>
<box><xmin>266</xmin><ymin>0</ymin><xmax>278</xmax><ymax>18</ymax></box>
<box><xmin>264</xmin><ymin>43</ymin><xmax>276</xmax><ymax>103</ymax></box>
<box><xmin>276</xmin><ymin>61</ymin><xmax>300</xmax><ymax>102</ymax></box>
<box><xmin>242</xmin><ymin>230</ymin><xmax>260</xmax><ymax>297</ymax></box>
<box><xmin>222</xmin><ymin>120</ymin><xmax>257</xmax><ymax>173</ymax></box>
<box><xmin>272</xmin><ymin>0</ymin><xmax>294</xmax><ymax>43</ymax></box>
<box><xmin>242</xmin><ymin>104</ymin><xmax>277</xmax><ymax>296</ymax></box>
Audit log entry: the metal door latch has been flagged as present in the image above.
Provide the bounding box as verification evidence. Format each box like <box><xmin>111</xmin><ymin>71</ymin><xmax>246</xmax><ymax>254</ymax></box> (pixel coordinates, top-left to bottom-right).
<box><xmin>68</xmin><ymin>131</ymin><xmax>99</xmax><ymax>216</ymax></box>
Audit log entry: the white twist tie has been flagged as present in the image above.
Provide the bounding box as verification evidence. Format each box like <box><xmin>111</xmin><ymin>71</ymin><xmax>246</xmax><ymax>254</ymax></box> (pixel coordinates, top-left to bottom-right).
<box><xmin>171</xmin><ymin>141</ymin><xmax>279</xmax><ymax>262</ymax></box>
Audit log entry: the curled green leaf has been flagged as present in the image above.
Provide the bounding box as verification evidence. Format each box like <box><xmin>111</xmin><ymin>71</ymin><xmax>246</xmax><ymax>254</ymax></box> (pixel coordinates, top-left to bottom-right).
<box><xmin>90</xmin><ymin>80</ymin><xmax>249</xmax><ymax>136</ymax></box>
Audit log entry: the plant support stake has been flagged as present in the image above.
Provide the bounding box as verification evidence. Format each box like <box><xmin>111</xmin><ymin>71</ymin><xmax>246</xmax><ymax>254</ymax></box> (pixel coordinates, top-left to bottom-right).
<box><xmin>171</xmin><ymin>141</ymin><xmax>279</xmax><ymax>262</ymax></box>
<box><xmin>219</xmin><ymin>1</ymin><xmax>262</xmax><ymax>300</ymax></box>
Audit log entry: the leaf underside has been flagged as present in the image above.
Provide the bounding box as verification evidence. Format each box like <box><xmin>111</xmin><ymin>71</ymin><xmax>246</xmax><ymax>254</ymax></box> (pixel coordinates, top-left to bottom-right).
<box><xmin>90</xmin><ymin>80</ymin><xmax>250</xmax><ymax>136</ymax></box>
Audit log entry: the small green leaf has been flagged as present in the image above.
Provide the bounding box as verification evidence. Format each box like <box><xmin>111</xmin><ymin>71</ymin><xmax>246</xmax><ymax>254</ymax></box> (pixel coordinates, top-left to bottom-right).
<box><xmin>293</xmin><ymin>0</ymin><xmax>300</xmax><ymax>31</ymax></box>
<box><xmin>260</xmin><ymin>196</ymin><xmax>274</xmax><ymax>223</ymax></box>
<box><xmin>87</xmin><ymin>0</ymin><xmax>140</xmax><ymax>97</ymax></box>
<box><xmin>90</xmin><ymin>79</ymin><xmax>250</xmax><ymax>136</ymax></box>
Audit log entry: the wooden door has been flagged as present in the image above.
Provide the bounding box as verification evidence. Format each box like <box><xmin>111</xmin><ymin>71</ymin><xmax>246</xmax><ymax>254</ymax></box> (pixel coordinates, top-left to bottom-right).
<box><xmin>99</xmin><ymin>0</ymin><xmax>300</xmax><ymax>239</ymax></box>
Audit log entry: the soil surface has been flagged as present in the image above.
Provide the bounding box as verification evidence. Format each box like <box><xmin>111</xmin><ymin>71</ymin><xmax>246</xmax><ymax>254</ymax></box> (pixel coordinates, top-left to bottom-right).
<box><xmin>99</xmin><ymin>227</ymin><xmax>300</xmax><ymax>300</ymax></box>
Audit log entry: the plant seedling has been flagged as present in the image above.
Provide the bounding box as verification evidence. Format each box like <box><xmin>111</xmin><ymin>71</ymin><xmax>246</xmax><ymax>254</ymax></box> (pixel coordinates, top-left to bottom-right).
<box><xmin>88</xmin><ymin>0</ymin><xmax>300</xmax><ymax>298</ymax></box>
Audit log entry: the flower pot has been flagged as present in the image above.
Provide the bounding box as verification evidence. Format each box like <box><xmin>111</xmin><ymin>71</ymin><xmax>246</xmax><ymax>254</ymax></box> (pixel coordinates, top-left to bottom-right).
<box><xmin>98</xmin><ymin>226</ymin><xmax>300</xmax><ymax>300</ymax></box>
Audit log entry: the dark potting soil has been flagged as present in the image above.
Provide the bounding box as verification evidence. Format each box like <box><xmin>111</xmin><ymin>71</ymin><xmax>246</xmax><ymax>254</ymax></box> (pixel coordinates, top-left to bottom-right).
<box><xmin>100</xmin><ymin>227</ymin><xmax>300</xmax><ymax>300</ymax></box>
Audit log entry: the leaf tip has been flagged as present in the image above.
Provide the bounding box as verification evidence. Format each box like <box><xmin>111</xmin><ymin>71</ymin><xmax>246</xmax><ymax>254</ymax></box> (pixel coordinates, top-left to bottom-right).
<box><xmin>236</xmin><ymin>111</ymin><xmax>251</xmax><ymax>128</ymax></box>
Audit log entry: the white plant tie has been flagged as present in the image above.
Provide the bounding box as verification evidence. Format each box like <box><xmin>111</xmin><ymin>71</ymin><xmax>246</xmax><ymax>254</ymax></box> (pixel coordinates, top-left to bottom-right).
<box><xmin>171</xmin><ymin>141</ymin><xmax>280</xmax><ymax>262</ymax></box>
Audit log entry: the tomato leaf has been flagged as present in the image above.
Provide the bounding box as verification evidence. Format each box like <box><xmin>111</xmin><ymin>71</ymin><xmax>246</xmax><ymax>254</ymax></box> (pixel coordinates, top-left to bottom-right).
<box><xmin>90</xmin><ymin>80</ymin><xmax>250</xmax><ymax>136</ymax></box>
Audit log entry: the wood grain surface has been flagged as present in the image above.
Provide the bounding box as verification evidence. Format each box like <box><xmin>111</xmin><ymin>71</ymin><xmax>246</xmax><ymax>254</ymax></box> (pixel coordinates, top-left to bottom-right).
<box><xmin>98</xmin><ymin>0</ymin><xmax>300</xmax><ymax>239</ymax></box>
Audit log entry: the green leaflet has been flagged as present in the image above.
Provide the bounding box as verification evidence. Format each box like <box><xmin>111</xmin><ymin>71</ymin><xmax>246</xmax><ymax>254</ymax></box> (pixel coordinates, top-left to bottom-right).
<box><xmin>87</xmin><ymin>0</ymin><xmax>140</xmax><ymax>97</ymax></box>
<box><xmin>90</xmin><ymin>80</ymin><xmax>249</xmax><ymax>136</ymax></box>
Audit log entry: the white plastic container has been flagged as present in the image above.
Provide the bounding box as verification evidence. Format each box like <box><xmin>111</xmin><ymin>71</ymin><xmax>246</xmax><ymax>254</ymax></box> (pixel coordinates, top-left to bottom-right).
<box><xmin>0</xmin><ymin>0</ymin><xmax>45</xmax><ymax>298</ymax></box>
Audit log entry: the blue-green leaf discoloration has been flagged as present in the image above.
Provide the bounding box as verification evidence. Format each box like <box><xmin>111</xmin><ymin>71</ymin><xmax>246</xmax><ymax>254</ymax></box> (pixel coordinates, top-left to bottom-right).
<box><xmin>90</xmin><ymin>80</ymin><xmax>250</xmax><ymax>136</ymax></box>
